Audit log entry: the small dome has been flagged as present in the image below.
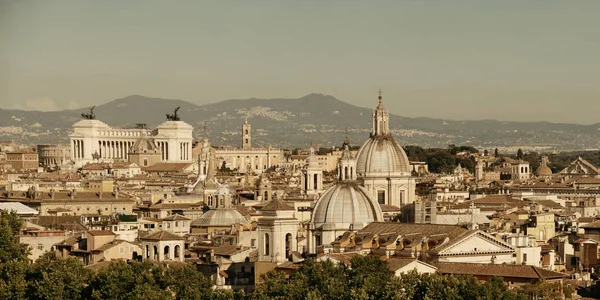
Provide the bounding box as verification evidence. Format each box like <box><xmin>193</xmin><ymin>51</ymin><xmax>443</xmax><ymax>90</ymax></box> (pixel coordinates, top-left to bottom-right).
<box><xmin>536</xmin><ymin>165</ymin><xmax>553</xmax><ymax>176</ymax></box>
<box><xmin>192</xmin><ymin>209</ymin><xmax>248</xmax><ymax>227</ymax></box>
<box><xmin>355</xmin><ymin>135</ymin><xmax>411</xmax><ymax>175</ymax></box>
<box><xmin>311</xmin><ymin>182</ymin><xmax>383</xmax><ymax>230</ymax></box>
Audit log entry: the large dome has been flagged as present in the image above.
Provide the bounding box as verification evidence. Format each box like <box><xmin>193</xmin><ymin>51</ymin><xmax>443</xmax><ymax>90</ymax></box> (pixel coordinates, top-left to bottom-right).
<box><xmin>355</xmin><ymin>135</ymin><xmax>411</xmax><ymax>175</ymax></box>
<box><xmin>311</xmin><ymin>182</ymin><xmax>383</xmax><ymax>230</ymax></box>
<box><xmin>192</xmin><ymin>209</ymin><xmax>248</xmax><ymax>227</ymax></box>
<box><xmin>536</xmin><ymin>165</ymin><xmax>553</xmax><ymax>177</ymax></box>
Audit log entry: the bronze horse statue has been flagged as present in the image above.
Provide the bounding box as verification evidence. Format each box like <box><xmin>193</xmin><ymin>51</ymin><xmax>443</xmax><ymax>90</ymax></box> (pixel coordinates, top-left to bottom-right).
<box><xmin>166</xmin><ymin>106</ymin><xmax>181</xmax><ymax>121</ymax></box>
<box><xmin>81</xmin><ymin>106</ymin><xmax>96</xmax><ymax>120</ymax></box>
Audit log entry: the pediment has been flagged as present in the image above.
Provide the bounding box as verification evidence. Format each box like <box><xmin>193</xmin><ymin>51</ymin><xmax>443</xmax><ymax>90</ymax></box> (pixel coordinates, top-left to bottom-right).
<box><xmin>437</xmin><ymin>232</ymin><xmax>514</xmax><ymax>255</ymax></box>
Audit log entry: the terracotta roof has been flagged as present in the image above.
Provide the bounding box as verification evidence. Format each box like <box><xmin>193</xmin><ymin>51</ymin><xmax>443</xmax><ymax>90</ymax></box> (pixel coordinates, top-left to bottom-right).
<box><xmin>532</xmin><ymin>200</ymin><xmax>564</xmax><ymax>209</ymax></box>
<box><xmin>387</xmin><ymin>258</ymin><xmax>436</xmax><ymax>272</ymax></box>
<box><xmin>140</xmin><ymin>230</ymin><xmax>184</xmax><ymax>241</ymax></box>
<box><xmin>319</xmin><ymin>252</ymin><xmax>363</xmax><ymax>265</ymax></box>
<box><xmin>359</xmin><ymin>222</ymin><xmax>468</xmax><ymax>241</ymax></box>
<box><xmin>436</xmin><ymin>263</ymin><xmax>568</xmax><ymax>279</ymax></box>
<box><xmin>213</xmin><ymin>245</ymin><xmax>245</xmax><ymax>256</ymax></box>
<box><xmin>87</xmin><ymin>230</ymin><xmax>115</xmax><ymax>236</ymax></box>
<box><xmin>580</xmin><ymin>220</ymin><xmax>600</xmax><ymax>229</ymax></box>
<box><xmin>161</xmin><ymin>214</ymin><xmax>190</xmax><ymax>221</ymax></box>
<box><xmin>143</xmin><ymin>163</ymin><xmax>192</xmax><ymax>172</ymax></box>
<box><xmin>261</xmin><ymin>200</ymin><xmax>295</xmax><ymax>211</ymax></box>
<box><xmin>1</xmin><ymin>191</ymin><xmax>133</xmax><ymax>202</ymax></box>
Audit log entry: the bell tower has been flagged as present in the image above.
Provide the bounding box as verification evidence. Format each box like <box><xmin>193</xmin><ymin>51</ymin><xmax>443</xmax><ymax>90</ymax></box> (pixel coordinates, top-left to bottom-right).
<box><xmin>372</xmin><ymin>89</ymin><xmax>390</xmax><ymax>136</ymax></box>
<box><xmin>242</xmin><ymin>118</ymin><xmax>251</xmax><ymax>150</ymax></box>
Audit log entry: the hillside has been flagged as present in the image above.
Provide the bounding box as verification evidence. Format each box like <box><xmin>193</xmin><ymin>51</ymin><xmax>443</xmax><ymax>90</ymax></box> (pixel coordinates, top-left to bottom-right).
<box><xmin>1</xmin><ymin>94</ymin><xmax>599</xmax><ymax>151</ymax></box>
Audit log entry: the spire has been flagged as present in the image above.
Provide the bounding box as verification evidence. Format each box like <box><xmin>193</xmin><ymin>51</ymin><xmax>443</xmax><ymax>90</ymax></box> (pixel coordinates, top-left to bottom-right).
<box><xmin>372</xmin><ymin>89</ymin><xmax>390</xmax><ymax>136</ymax></box>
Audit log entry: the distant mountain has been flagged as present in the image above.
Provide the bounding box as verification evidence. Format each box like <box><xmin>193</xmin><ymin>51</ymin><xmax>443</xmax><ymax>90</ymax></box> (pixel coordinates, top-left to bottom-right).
<box><xmin>1</xmin><ymin>94</ymin><xmax>599</xmax><ymax>151</ymax></box>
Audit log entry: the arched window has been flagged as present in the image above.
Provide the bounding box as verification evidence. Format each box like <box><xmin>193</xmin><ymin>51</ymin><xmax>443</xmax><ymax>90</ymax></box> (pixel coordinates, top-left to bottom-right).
<box><xmin>313</xmin><ymin>174</ymin><xmax>318</xmax><ymax>190</ymax></box>
<box><xmin>153</xmin><ymin>245</ymin><xmax>158</xmax><ymax>260</ymax></box>
<box><xmin>344</xmin><ymin>166</ymin><xmax>348</xmax><ymax>180</ymax></box>
<box><xmin>164</xmin><ymin>245</ymin><xmax>170</xmax><ymax>260</ymax></box>
<box><xmin>264</xmin><ymin>233</ymin><xmax>270</xmax><ymax>256</ymax></box>
<box><xmin>145</xmin><ymin>245</ymin><xmax>150</xmax><ymax>258</ymax></box>
<box><xmin>264</xmin><ymin>191</ymin><xmax>268</xmax><ymax>200</ymax></box>
<box><xmin>285</xmin><ymin>233</ymin><xmax>293</xmax><ymax>259</ymax></box>
<box><xmin>174</xmin><ymin>245</ymin><xmax>180</xmax><ymax>258</ymax></box>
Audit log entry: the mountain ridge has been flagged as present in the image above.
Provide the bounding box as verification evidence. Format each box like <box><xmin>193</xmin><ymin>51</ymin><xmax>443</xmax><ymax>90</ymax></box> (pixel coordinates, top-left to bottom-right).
<box><xmin>1</xmin><ymin>94</ymin><xmax>599</xmax><ymax>150</ymax></box>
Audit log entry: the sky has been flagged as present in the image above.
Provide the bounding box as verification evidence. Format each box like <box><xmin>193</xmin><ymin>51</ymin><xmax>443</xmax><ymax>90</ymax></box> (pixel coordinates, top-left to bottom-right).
<box><xmin>1</xmin><ymin>1</ymin><xmax>599</xmax><ymax>124</ymax></box>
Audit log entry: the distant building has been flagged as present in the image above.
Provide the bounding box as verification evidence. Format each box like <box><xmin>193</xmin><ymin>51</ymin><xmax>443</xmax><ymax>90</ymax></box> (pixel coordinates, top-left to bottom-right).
<box><xmin>5</xmin><ymin>151</ymin><xmax>39</xmax><ymax>171</ymax></box>
<box><xmin>69</xmin><ymin>115</ymin><xmax>193</xmax><ymax>168</ymax></box>
<box><xmin>213</xmin><ymin>119</ymin><xmax>284</xmax><ymax>174</ymax></box>
<box><xmin>37</xmin><ymin>144</ymin><xmax>70</xmax><ymax>168</ymax></box>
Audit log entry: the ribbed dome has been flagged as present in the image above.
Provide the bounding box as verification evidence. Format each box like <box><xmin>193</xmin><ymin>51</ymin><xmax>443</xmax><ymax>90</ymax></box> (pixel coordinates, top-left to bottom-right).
<box><xmin>536</xmin><ymin>165</ymin><xmax>553</xmax><ymax>176</ymax></box>
<box><xmin>192</xmin><ymin>209</ymin><xmax>248</xmax><ymax>227</ymax></box>
<box><xmin>311</xmin><ymin>182</ymin><xmax>383</xmax><ymax>230</ymax></box>
<box><xmin>355</xmin><ymin>135</ymin><xmax>411</xmax><ymax>175</ymax></box>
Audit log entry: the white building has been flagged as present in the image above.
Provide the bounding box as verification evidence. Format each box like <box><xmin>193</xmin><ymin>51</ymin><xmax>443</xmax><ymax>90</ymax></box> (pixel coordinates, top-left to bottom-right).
<box><xmin>355</xmin><ymin>94</ymin><xmax>416</xmax><ymax>208</ymax></box>
<box><xmin>69</xmin><ymin>115</ymin><xmax>193</xmax><ymax>168</ymax></box>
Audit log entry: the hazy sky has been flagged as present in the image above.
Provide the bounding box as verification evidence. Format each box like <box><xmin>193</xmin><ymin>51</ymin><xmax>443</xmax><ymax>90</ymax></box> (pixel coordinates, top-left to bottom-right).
<box><xmin>1</xmin><ymin>1</ymin><xmax>599</xmax><ymax>124</ymax></box>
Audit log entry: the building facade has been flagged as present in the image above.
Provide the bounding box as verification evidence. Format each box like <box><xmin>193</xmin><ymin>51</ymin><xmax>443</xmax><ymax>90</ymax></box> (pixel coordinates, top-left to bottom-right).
<box><xmin>69</xmin><ymin>117</ymin><xmax>193</xmax><ymax>168</ymax></box>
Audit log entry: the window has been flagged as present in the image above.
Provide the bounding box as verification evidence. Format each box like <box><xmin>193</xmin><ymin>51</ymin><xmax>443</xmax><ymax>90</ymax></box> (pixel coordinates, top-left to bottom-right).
<box><xmin>522</xmin><ymin>253</ymin><xmax>527</xmax><ymax>262</ymax></box>
<box><xmin>37</xmin><ymin>244</ymin><xmax>44</xmax><ymax>251</ymax></box>
<box><xmin>251</xmin><ymin>239</ymin><xmax>256</xmax><ymax>248</ymax></box>
<box><xmin>377</xmin><ymin>191</ymin><xmax>385</xmax><ymax>204</ymax></box>
<box><xmin>264</xmin><ymin>233</ymin><xmax>270</xmax><ymax>256</ymax></box>
<box><xmin>175</xmin><ymin>221</ymin><xmax>179</xmax><ymax>227</ymax></box>
<box><xmin>120</xmin><ymin>247</ymin><xmax>124</xmax><ymax>254</ymax></box>
<box><xmin>130</xmin><ymin>247</ymin><xmax>134</xmax><ymax>252</ymax></box>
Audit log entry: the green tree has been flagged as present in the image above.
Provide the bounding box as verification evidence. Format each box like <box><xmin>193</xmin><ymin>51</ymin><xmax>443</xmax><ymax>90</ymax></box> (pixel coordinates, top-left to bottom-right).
<box><xmin>163</xmin><ymin>262</ymin><xmax>213</xmax><ymax>300</ymax></box>
<box><xmin>86</xmin><ymin>260</ymin><xmax>168</xmax><ymax>300</ymax></box>
<box><xmin>0</xmin><ymin>211</ymin><xmax>29</xmax><ymax>300</ymax></box>
<box><xmin>517</xmin><ymin>149</ymin><xmax>524</xmax><ymax>160</ymax></box>
<box><xmin>495</xmin><ymin>148</ymin><xmax>499</xmax><ymax>157</ymax></box>
<box><xmin>0</xmin><ymin>260</ymin><xmax>28</xmax><ymax>300</ymax></box>
<box><xmin>26</xmin><ymin>252</ymin><xmax>91</xmax><ymax>300</ymax></box>
<box><xmin>0</xmin><ymin>210</ymin><xmax>30</xmax><ymax>263</ymax></box>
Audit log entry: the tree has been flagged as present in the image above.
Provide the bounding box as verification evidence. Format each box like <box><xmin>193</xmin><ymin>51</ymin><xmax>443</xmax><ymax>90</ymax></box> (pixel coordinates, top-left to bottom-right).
<box><xmin>494</xmin><ymin>148</ymin><xmax>499</xmax><ymax>157</ymax></box>
<box><xmin>163</xmin><ymin>262</ymin><xmax>213</xmax><ymax>300</ymax></box>
<box><xmin>0</xmin><ymin>210</ymin><xmax>30</xmax><ymax>263</ymax></box>
<box><xmin>26</xmin><ymin>252</ymin><xmax>91</xmax><ymax>300</ymax></box>
<box><xmin>0</xmin><ymin>211</ymin><xmax>29</xmax><ymax>300</ymax></box>
<box><xmin>517</xmin><ymin>149</ymin><xmax>524</xmax><ymax>160</ymax></box>
<box><xmin>484</xmin><ymin>149</ymin><xmax>489</xmax><ymax>156</ymax></box>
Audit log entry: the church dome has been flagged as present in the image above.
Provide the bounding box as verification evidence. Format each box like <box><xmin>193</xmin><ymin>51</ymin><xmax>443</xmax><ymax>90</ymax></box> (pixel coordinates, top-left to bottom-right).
<box><xmin>311</xmin><ymin>181</ymin><xmax>383</xmax><ymax>230</ymax></box>
<box><xmin>355</xmin><ymin>93</ymin><xmax>411</xmax><ymax>176</ymax></box>
<box><xmin>192</xmin><ymin>209</ymin><xmax>248</xmax><ymax>227</ymax></box>
<box><xmin>355</xmin><ymin>135</ymin><xmax>411</xmax><ymax>175</ymax></box>
<box><xmin>536</xmin><ymin>165</ymin><xmax>553</xmax><ymax>177</ymax></box>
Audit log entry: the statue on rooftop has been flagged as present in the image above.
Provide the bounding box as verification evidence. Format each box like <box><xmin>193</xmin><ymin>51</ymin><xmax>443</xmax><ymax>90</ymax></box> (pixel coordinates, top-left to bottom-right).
<box><xmin>81</xmin><ymin>106</ymin><xmax>96</xmax><ymax>120</ymax></box>
<box><xmin>166</xmin><ymin>106</ymin><xmax>181</xmax><ymax>121</ymax></box>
